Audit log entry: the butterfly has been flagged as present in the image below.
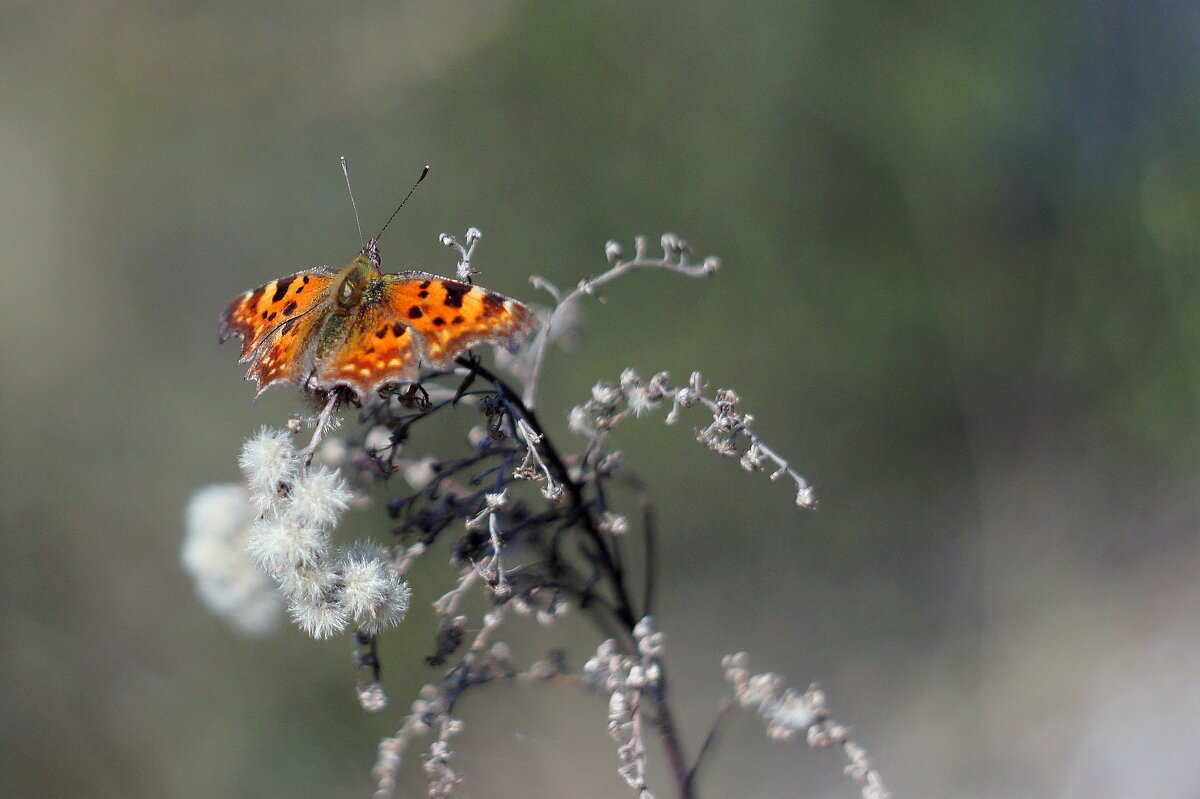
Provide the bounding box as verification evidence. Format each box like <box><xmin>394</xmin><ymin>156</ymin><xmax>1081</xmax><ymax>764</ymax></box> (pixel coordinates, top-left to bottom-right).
<box><xmin>220</xmin><ymin>238</ymin><xmax>538</xmax><ymax>401</ymax></box>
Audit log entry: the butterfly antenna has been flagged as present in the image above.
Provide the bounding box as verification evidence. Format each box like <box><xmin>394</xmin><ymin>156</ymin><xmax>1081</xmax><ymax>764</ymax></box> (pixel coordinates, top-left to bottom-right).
<box><xmin>341</xmin><ymin>156</ymin><xmax>366</xmax><ymax>249</ymax></box>
<box><xmin>374</xmin><ymin>164</ymin><xmax>431</xmax><ymax>243</ymax></box>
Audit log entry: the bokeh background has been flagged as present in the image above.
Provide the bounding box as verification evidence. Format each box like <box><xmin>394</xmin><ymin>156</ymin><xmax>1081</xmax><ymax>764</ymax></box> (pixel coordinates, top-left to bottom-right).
<box><xmin>4</xmin><ymin>1</ymin><xmax>1200</xmax><ymax>796</ymax></box>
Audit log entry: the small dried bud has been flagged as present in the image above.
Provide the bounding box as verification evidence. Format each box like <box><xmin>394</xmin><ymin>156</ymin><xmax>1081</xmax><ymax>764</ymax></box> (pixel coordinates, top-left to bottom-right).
<box><xmin>632</xmin><ymin>616</ymin><xmax>654</xmax><ymax>640</ymax></box>
<box><xmin>716</xmin><ymin>388</ymin><xmax>740</xmax><ymax>416</ymax></box>
<box><xmin>596</xmin><ymin>451</ymin><xmax>624</xmax><ymax>474</ymax></box>
<box><xmin>467</xmin><ymin>425</ymin><xmax>490</xmax><ymax>449</ymax></box>
<box><xmin>568</xmin><ymin>405</ymin><xmax>595</xmax><ymax>436</ymax></box>
<box><xmin>591</xmin><ymin>381</ymin><xmax>623</xmax><ymax>408</ymax></box>
<box><xmin>599</xmin><ymin>511</ymin><xmax>629</xmax><ymax>535</ymax></box>
<box><xmin>357</xmin><ymin>681</ymin><xmax>388</xmax><ymax>714</ymax></box>
<box><xmin>439</xmin><ymin>233</ymin><xmax>456</xmax><ymax>247</ymax></box>
<box><xmin>674</xmin><ymin>385</ymin><xmax>700</xmax><ymax>410</ymax></box>
<box><xmin>313</xmin><ymin>436</ymin><xmax>348</xmax><ymax>467</ymax></box>
<box><xmin>605</xmin><ymin>239</ymin><xmax>623</xmax><ymax>263</ymax></box>
<box><xmin>364</xmin><ymin>425</ymin><xmax>394</xmax><ymax>454</ymax></box>
<box><xmin>512</xmin><ymin>464</ymin><xmax>541</xmax><ymax>482</ymax></box>
<box><xmin>403</xmin><ymin>457</ymin><xmax>438</xmax><ymax>490</ymax></box>
<box><xmin>483</xmin><ymin>490</ymin><xmax>510</xmax><ymax>511</ymax></box>
<box><xmin>524</xmin><ymin>659</ymin><xmax>558</xmax><ymax>681</ymax></box>
<box><xmin>608</xmin><ymin>691</ymin><xmax>630</xmax><ymax>721</ymax></box>
<box><xmin>465</xmin><ymin>227</ymin><xmax>482</xmax><ymax>244</ymax></box>
<box><xmin>740</xmin><ymin>443</ymin><xmax>766</xmax><ymax>472</ymax></box>
<box><xmin>646</xmin><ymin>371</ymin><xmax>671</xmax><ymax>400</ymax></box>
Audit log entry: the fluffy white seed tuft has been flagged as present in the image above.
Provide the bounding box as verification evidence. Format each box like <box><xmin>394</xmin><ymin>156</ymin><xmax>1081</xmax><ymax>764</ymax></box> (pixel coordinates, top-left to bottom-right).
<box><xmin>181</xmin><ymin>483</ymin><xmax>283</xmax><ymax>636</ymax></box>
<box><xmin>284</xmin><ymin>466</ymin><xmax>353</xmax><ymax>530</ymax></box>
<box><xmin>341</xmin><ymin>543</ymin><xmax>412</xmax><ymax>635</ymax></box>
<box><xmin>275</xmin><ymin>562</ymin><xmax>341</xmax><ymax>604</ymax></box>
<box><xmin>239</xmin><ymin>427</ymin><xmax>299</xmax><ymax>510</ymax></box>
<box><xmin>247</xmin><ymin>517</ymin><xmax>330</xmax><ymax>573</ymax></box>
<box><xmin>289</xmin><ymin>593</ymin><xmax>350</xmax><ymax>639</ymax></box>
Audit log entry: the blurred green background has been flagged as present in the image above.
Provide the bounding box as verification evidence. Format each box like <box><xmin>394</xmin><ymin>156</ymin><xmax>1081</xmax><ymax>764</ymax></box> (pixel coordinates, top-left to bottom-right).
<box><xmin>4</xmin><ymin>0</ymin><xmax>1200</xmax><ymax>796</ymax></box>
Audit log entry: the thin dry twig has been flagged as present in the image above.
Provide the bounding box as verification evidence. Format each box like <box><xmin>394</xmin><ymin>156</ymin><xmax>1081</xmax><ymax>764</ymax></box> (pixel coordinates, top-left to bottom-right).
<box><xmin>722</xmin><ymin>653</ymin><xmax>890</xmax><ymax>799</ymax></box>
<box><xmin>523</xmin><ymin>234</ymin><xmax>718</xmax><ymax>409</ymax></box>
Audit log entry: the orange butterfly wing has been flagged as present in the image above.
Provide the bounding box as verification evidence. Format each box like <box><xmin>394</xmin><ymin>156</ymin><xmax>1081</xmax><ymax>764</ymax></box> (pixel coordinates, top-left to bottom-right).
<box><xmin>381</xmin><ymin>272</ymin><xmax>539</xmax><ymax>366</ymax></box>
<box><xmin>308</xmin><ymin>273</ymin><xmax>538</xmax><ymax>400</ymax></box>
<box><xmin>219</xmin><ymin>267</ymin><xmax>337</xmax><ymax>360</ymax></box>
<box><xmin>244</xmin><ymin>308</ymin><xmax>328</xmax><ymax>394</ymax></box>
<box><xmin>222</xmin><ymin>257</ymin><xmax>538</xmax><ymax>401</ymax></box>
<box><xmin>309</xmin><ymin>300</ymin><xmax>424</xmax><ymax>396</ymax></box>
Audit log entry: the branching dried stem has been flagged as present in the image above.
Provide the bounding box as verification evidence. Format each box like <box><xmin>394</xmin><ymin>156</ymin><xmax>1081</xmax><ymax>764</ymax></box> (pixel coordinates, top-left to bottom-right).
<box><xmin>193</xmin><ymin>229</ymin><xmax>887</xmax><ymax>799</ymax></box>
<box><xmin>523</xmin><ymin>233</ymin><xmax>719</xmax><ymax>409</ymax></box>
<box><xmin>721</xmin><ymin>653</ymin><xmax>891</xmax><ymax>799</ymax></box>
<box><xmin>664</xmin><ymin>372</ymin><xmax>816</xmax><ymax>508</ymax></box>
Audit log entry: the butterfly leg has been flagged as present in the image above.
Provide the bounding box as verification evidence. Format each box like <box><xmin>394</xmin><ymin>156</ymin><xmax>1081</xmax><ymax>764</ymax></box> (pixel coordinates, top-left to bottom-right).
<box><xmin>452</xmin><ymin>353</ymin><xmax>482</xmax><ymax>404</ymax></box>
<box><xmin>395</xmin><ymin>383</ymin><xmax>432</xmax><ymax>410</ymax></box>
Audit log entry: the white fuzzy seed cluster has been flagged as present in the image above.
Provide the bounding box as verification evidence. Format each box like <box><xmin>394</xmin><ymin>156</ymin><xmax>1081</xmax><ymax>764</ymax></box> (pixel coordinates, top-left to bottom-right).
<box><xmin>182</xmin><ymin>483</ymin><xmax>284</xmax><ymax>636</ymax></box>
<box><xmin>568</xmin><ymin>369</ymin><xmax>671</xmax><ymax>438</ymax></box>
<box><xmin>239</xmin><ymin>427</ymin><xmax>411</xmax><ymax>639</ymax></box>
<box><xmin>583</xmin><ymin>618</ymin><xmax>665</xmax><ymax>799</ymax></box>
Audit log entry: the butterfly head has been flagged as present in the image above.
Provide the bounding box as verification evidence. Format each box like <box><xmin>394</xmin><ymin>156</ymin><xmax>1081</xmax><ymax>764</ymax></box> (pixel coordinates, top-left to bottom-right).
<box><xmin>334</xmin><ymin>243</ymin><xmax>383</xmax><ymax>309</ymax></box>
<box><xmin>363</xmin><ymin>238</ymin><xmax>382</xmax><ymax>269</ymax></box>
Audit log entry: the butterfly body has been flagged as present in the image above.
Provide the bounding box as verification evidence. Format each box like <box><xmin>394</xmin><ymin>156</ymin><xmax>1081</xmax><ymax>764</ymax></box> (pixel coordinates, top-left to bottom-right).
<box><xmin>220</xmin><ymin>239</ymin><xmax>537</xmax><ymax>401</ymax></box>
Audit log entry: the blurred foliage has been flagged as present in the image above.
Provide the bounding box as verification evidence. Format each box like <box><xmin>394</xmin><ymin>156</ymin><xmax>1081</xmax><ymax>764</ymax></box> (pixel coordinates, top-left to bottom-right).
<box><xmin>4</xmin><ymin>0</ymin><xmax>1200</xmax><ymax>797</ymax></box>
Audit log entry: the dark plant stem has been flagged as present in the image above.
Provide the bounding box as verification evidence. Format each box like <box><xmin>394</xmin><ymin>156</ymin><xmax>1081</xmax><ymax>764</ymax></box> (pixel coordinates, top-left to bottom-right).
<box><xmin>687</xmin><ymin>697</ymin><xmax>736</xmax><ymax>790</ymax></box>
<box><xmin>456</xmin><ymin>357</ymin><xmax>638</xmax><ymax>631</ymax></box>
<box><xmin>454</xmin><ymin>357</ymin><xmax>696</xmax><ymax>799</ymax></box>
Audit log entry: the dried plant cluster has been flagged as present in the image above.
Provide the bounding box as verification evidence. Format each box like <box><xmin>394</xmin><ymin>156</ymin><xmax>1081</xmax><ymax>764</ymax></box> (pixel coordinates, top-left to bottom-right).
<box><xmin>183</xmin><ymin>230</ymin><xmax>887</xmax><ymax>799</ymax></box>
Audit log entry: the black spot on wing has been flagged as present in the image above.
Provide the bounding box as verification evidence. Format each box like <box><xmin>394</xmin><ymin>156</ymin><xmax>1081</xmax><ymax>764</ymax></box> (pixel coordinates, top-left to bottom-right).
<box><xmin>392</xmin><ymin>322</ymin><xmax>407</xmax><ymax>337</ymax></box>
<box><xmin>272</xmin><ymin>276</ymin><xmax>296</xmax><ymax>302</ymax></box>
<box><xmin>408</xmin><ymin>306</ymin><xmax>423</xmax><ymax>319</ymax></box>
<box><xmin>442</xmin><ymin>282</ymin><xmax>470</xmax><ymax>308</ymax></box>
<box><xmin>282</xmin><ymin>301</ymin><xmax>297</xmax><ymax>316</ymax></box>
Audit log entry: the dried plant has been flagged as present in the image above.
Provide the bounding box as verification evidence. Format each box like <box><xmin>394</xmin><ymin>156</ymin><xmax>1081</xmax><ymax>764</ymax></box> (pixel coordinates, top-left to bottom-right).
<box><xmin>184</xmin><ymin>229</ymin><xmax>887</xmax><ymax>799</ymax></box>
